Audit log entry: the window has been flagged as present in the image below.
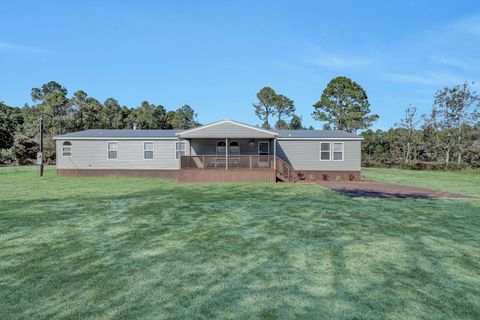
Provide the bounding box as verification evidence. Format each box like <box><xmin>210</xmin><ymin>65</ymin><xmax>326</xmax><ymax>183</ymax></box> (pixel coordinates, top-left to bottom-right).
<box><xmin>216</xmin><ymin>141</ymin><xmax>226</xmax><ymax>155</ymax></box>
<box><xmin>333</xmin><ymin>142</ymin><xmax>344</xmax><ymax>161</ymax></box>
<box><xmin>62</xmin><ymin>141</ymin><xmax>72</xmax><ymax>157</ymax></box>
<box><xmin>258</xmin><ymin>141</ymin><xmax>269</xmax><ymax>155</ymax></box>
<box><xmin>107</xmin><ymin>142</ymin><xmax>118</xmax><ymax>160</ymax></box>
<box><xmin>176</xmin><ymin>141</ymin><xmax>186</xmax><ymax>159</ymax></box>
<box><xmin>229</xmin><ymin>141</ymin><xmax>240</xmax><ymax>155</ymax></box>
<box><xmin>144</xmin><ymin>142</ymin><xmax>154</xmax><ymax>160</ymax></box>
<box><xmin>320</xmin><ymin>142</ymin><xmax>331</xmax><ymax>161</ymax></box>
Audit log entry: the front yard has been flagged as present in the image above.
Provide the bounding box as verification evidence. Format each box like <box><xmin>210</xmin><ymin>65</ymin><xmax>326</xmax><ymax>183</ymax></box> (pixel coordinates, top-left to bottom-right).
<box><xmin>0</xmin><ymin>166</ymin><xmax>479</xmax><ymax>319</ymax></box>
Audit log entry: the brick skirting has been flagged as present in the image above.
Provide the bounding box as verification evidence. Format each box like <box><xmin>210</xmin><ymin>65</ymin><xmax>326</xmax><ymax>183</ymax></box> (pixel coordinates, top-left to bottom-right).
<box><xmin>57</xmin><ymin>169</ymin><xmax>178</xmax><ymax>180</ymax></box>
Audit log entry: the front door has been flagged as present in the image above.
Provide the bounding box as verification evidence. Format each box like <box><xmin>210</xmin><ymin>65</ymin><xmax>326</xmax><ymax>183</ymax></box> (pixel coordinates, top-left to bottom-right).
<box><xmin>258</xmin><ymin>141</ymin><xmax>270</xmax><ymax>167</ymax></box>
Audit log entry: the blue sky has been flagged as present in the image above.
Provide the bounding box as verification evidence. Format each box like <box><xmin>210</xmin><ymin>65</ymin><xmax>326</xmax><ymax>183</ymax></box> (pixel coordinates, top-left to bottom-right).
<box><xmin>1</xmin><ymin>1</ymin><xmax>479</xmax><ymax>129</ymax></box>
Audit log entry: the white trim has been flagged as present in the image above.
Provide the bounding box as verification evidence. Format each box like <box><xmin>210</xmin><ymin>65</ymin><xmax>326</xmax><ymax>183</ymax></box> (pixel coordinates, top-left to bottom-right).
<box><xmin>143</xmin><ymin>141</ymin><xmax>154</xmax><ymax>160</ymax></box>
<box><xmin>176</xmin><ymin>119</ymin><xmax>278</xmax><ymax>137</ymax></box>
<box><xmin>107</xmin><ymin>141</ymin><xmax>118</xmax><ymax>160</ymax></box>
<box><xmin>228</xmin><ymin>140</ymin><xmax>240</xmax><ymax>155</ymax></box>
<box><xmin>215</xmin><ymin>140</ymin><xmax>226</xmax><ymax>156</ymax></box>
<box><xmin>54</xmin><ymin>137</ymin><xmax>177</xmax><ymax>140</ymax></box>
<box><xmin>175</xmin><ymin>140</ymin><xmax>187</xmax><ymax>160</ymax></box>
<box><xmin>332</xmin><ymin>142</ymin><xmax>344</xmax><ymax>161</ymax></box>
<box><xmin>319</xmin><ymin>142</ymin><xmax>331</xmax><ymax>161</ymax></box>
<box><xmin>61</xmin><ymin>141</ymin><xmax>72</xmax><ymax>157</ymax></box>
<box><xmin>258</xmin><ymin>141</ymin><xmax>270</xmax><ymax>155</ymax></box>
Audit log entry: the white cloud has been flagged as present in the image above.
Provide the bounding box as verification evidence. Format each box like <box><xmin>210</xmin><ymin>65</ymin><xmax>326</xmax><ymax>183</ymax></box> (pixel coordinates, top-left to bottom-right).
<box><xmin>430</xmin><ymin>56</ymin><xmax>468</xmax><ymax>69</ymax></box>
<box><xmin>383</xmin><ymin>72</ymin><xmax>464</xmax><ymax>86</ymax></box>
<box><xmin>451</xmin><ymin>14</ymin><xmax>480</xmax><ymax>36</ymax></box>
<box><xmin>306</xmin><ymin>54</ymin><xmax>371</xmax><ymax>68</ymax></box>
<box><xmin>0</xmin><ymin>41</ymin><xmax>49</xmax><ymax>55</ymax></box>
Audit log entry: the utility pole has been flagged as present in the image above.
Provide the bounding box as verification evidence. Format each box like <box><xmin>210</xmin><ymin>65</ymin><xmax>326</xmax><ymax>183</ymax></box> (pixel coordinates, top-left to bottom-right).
<box><xmin>38</xmin><ymin>114</ymin><xmax>44</xmax><ymax>177</ymax></box>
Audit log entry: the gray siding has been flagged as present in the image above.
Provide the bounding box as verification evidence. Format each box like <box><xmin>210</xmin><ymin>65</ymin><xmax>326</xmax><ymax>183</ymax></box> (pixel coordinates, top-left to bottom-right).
<box><xmin>179</xmin><ymin>122</ymin><xmax>275</xmax><ymax>139</ymax></box>
<box><xmin>56</xmin><ymin>139</ymin><xmax>188</xmax><ymax>170</ymax></box>
<box><xmin>276</xmin><ymin>140</ymin><xmax>361</xmax><ymax>171</ymax></box>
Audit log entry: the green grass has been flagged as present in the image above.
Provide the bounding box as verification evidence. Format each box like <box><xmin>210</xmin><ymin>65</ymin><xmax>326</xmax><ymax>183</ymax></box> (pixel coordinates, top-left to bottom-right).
<box><xmin>1</xmin><ymin>166</ymin><xmax>479</xmax><ymax>319</ymax></box>
<box><xmin>364</xmin><ymin>167</ymin><xmax>480</xmax><ymax>197</ymax></box>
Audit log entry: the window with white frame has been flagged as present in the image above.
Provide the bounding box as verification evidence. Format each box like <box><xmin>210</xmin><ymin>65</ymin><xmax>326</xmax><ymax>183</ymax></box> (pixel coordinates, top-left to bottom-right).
<box><xmin>229</xmin><ymin>141</ymin><xmax>240</xmax><ymax>155</ymax></box>
<box><xmin>176</xmin><ymin>141</ymin><xmax>186</xmax><ymax>159</ymax></box>
<box><xmin>62</xmin><ymin>141</ymin><xmax>72</xmax><ymax>157</ymax></box>
<box><xmin>216</xmin><ymin>141</ymin><xmax>226</xmax><ymax>155</ymax></box>
<box><xmin>107</xmin><ymin>142</ymin><xmax>118</xmax><ymax>160</ymax></box>
<box><xmin>320</xmin><ymin>142</ymin><xmax>331</xmax><ymax>161</ymax></box>
<box><xmin>333</xmin><ymin>142</ymin><xmax>344</xmax><ymax>161</ymax></box>
<box><xmin>144</xmin><ymin>142</ymin><xmax>154</xmax><ymax>160</ymax></box>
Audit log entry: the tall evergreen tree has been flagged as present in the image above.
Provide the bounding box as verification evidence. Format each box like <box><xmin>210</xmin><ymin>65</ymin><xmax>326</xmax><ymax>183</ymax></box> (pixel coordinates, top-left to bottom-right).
<box><xmin>313</xmin><ymin>76</ymin><xmax>378</xmax><ymax>133</ymax></box>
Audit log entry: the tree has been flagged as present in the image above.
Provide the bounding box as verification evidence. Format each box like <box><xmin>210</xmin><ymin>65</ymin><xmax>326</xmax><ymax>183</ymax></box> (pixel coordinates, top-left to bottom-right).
<box><xmin>31</xmin><ymin>81</ymin><xmax>73</xmax><ymax>162</ymax></box>
<box><xmin>289</xmin><ymin>115</ymin><xmax>304</xmax><ymax>130</ymax></box>
<box><xmin>273</xmin><ymin>94</ymin><xmax>295</xmax><ymax>129</ymax></box>
<box><xmin>127</xmin><ymin>101</ymin><xmax>167</xmax><ymax>129</ymax></box>
<box><xmin>171</xmin><ymin>105</ymin><xmax>200</xmax><ymax>129</ymax></box>
<box><xmin>434</xmin><ymin>82</ymin><xmax>479</xmax><ymax>165</ymax></box>
<box><xmin>102</xmin><ymin>98</ymin><xmax>125</xmax><ymax>129</ymax></box>
<box><xmin>313</xmin><ymin>76</ymin><xmax>378</xmax><ymax>133</ymax></box>
<box><xmin>253</xmin><ymin>87</ymin><xmax>277</xmax><ymax>129</ymax></box>
<box><xmin>395</xmin><ymin>105</ymin><xmax>419</xmax><ymax>165</ymax></box>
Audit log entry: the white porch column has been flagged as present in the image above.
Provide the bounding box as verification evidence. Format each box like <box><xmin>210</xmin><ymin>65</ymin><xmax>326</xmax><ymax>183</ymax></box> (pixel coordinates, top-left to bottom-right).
<box><xmin>225</xmin><ymin>138</ymin><xmax>228</xmax><ymax>170</ymax></box>
<box><xmin>273</xmin><ymin>137</ymin><xmax>277</xmax><ymax>170</ymax></box>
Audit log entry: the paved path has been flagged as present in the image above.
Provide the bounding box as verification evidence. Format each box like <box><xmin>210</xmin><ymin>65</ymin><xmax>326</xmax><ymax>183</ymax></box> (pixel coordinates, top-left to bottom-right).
<box><xmin>316</xmin><ymin>180</ymin><xmax>470</xmax><ymax>199</ymax></box>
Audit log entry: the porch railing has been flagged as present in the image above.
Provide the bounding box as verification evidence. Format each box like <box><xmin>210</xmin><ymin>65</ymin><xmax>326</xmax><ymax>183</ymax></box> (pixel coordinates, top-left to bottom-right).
<box><xmin>180</xmin><ymin>155</ymin><xmax>274</xmax><ymax>170</ymax></box>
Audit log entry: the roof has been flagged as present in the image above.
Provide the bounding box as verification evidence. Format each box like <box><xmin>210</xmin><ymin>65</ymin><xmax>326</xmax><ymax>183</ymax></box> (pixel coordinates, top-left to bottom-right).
<box><xmin>55</xmin><ymin>129</ymin><xmax>181</xmax><ymax>139</ymax></box>
<box><xmin>54</xmin><ymin>121</ymin><xmax>362</xmax><ymax>140</ymax></box>
<box><xmin>176</xmin><ymin>119</ymin><xmax>278</xmax><ymax>139</ymax></box>
<box><xmin>273</xmin><ymin>130</ymin><xmax>361</xmax><ymax>139</ymax></box>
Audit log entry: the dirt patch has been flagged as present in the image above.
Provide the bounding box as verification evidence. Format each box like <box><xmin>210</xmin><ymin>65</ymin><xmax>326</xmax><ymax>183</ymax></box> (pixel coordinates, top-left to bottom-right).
<box><xmin>316</xmin><ymin>180</ymin><xmax>470</xmax><ymax>199</ymax></box>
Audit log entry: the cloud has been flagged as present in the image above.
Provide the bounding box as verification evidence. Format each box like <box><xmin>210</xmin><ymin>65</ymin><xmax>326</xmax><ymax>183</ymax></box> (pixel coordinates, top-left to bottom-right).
<box><xmin>430</xmin><ymin>56</ymin><xmax>468</xmax><ymax>69</ymax></box>
<box><xmin>306</xmin><ymin>54</ymin><xmax>371</xmax><ymax>68</ymax></box>
<box><xmin>451</xmin><ymin>14</ymin><xmax>480</xmax><ymax>36</ymax></box>
<box><xmin>0</xmin><ymin>41</ymin><xmax>49</xmax><ymax>55</ymax></box>
<box><xmin>383</xmin><ymin>72</ymin><xmax>464</xmax><ymax>86</ymax></box>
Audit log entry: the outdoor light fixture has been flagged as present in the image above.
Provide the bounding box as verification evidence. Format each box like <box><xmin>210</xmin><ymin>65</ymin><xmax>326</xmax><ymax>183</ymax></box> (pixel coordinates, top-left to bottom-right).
<box><xmin>249</xmin><ymin>139</ymin><xmax>255</xmax><ymax>146</ymax></box>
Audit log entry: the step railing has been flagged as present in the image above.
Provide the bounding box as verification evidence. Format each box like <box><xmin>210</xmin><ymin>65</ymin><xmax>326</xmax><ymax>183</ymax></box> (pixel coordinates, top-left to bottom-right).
<box><xmin>274</xmin><ymin>157</ymin><xmax>296</xmax><ymax>182</ymax></box>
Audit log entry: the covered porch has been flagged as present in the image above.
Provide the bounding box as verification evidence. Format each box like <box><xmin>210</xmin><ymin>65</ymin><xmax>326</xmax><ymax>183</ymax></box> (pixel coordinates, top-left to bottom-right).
<box><xmin>175</xmin><ymin>120</ymin><xmax>285</xmax><ymax>183</ymax></box>
<box><xmin>180</xmin><ymin>138</ymin><xmax>276</xmax><ymax>170</ymax></box>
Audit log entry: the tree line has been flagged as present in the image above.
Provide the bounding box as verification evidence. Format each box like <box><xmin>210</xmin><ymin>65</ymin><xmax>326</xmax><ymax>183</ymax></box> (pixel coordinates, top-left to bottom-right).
<box><xmin>2</xmin><ymin>77</ymin><xmax>479</xmax><ymax>169</ymax></box>
<box><xmin>363</xmin><ymin>82</ymin><xmax>480</xmax><ymax>169</ymax></box>
<box><xmin>0</xmin><ymin>81</ymin><xmax>200</xmax><ymax>165</ymax></box>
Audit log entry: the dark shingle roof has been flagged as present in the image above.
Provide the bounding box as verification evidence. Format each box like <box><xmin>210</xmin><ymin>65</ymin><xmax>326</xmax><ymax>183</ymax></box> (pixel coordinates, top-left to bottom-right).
<box><xmin>273</xmin><ymin>130</ymin><xmax>361</xmax><ymax>139</ymax></box>
<box><xmin>56</xmin><ymin>129</ymin><xmax>181</xmax><ymax>138</ymax></box>
<box><xmin>55</xmin><ymin>128</ymin><xmax>362</xmax><ymax>139</ymax></box>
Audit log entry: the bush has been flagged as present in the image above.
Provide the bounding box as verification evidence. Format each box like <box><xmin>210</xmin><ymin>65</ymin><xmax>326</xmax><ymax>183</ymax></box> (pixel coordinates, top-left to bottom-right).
<box><xmin>0</xmin><ymin>148</ymin><xmax>16</xmax><ymax>165</ymax></box>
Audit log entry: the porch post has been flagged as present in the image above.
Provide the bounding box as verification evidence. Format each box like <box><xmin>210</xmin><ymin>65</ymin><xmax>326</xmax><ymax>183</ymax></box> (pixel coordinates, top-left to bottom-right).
<box><xmin>273</xmin><ymin>137</ymin><xmax>277</xmax><ymax>170</ymax></box>
<box><xmin>178</xmin><ymin>137</ymin><xmax>181</xmax><ymax>169</ymax></box>
<box><xmin>225</xmin><ymin>138</ymin><xmax>228</xmax><ymax>170</ymax></box>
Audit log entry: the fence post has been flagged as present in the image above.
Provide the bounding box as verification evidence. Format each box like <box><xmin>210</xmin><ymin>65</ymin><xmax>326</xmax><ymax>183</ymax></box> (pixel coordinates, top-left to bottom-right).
<box><xmin>202</xmin><ymin>156</ymin><xmax>205</xmax><ymax>170</ymax></box>
<box><xmin>249</xmin><ymin>156</ymin><xmax>252</xmax><ymax>170</ymax></box>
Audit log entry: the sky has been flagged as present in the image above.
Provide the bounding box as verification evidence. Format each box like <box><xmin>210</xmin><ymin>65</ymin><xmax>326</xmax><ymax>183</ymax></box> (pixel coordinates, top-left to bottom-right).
<box><xmin>1</xmin><ymin>0</ymin><xmax>479</xmax><ymax>130</ymax></box>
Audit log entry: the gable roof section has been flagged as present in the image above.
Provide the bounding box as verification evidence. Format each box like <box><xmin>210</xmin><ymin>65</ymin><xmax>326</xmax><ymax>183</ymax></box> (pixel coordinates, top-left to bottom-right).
<box><xmin>177</xmin><ymin>119</ymin><xmax>278</xmax><ymax>139</ymax></box>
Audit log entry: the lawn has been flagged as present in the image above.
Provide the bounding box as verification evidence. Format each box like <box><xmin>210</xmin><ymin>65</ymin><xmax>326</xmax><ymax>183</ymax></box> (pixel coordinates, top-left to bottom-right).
<box><xmin>0</xmin><ymin>166</ymin><xmax>479</xmax><ymax>319</ymax></box>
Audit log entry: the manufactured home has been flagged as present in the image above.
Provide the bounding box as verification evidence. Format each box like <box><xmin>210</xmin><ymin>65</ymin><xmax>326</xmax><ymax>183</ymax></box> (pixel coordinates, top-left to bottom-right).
<box><xmin>55</xmin><ymin>119</ymin><xmax>362</xmax><ymax>183</ymax></box>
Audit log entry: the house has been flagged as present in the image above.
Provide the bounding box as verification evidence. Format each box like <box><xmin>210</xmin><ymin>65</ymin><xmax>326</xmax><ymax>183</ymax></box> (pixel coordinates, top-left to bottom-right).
<box><xmin>54</xmin><ymin>119</ymin><xmax>363</xmax><ymax>183</ymax></box>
